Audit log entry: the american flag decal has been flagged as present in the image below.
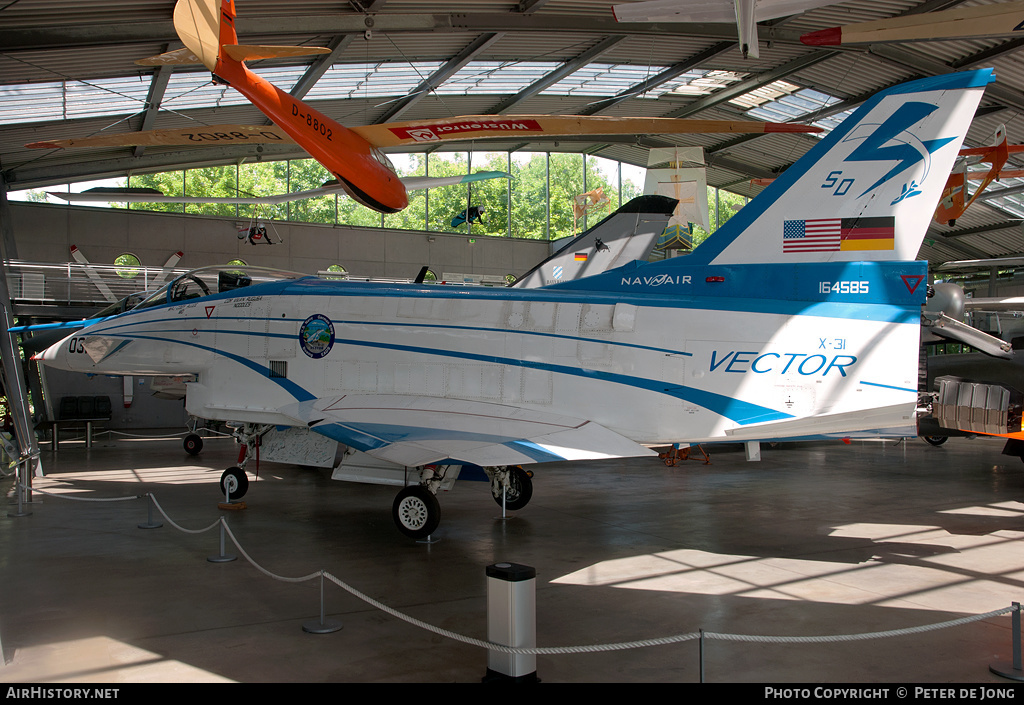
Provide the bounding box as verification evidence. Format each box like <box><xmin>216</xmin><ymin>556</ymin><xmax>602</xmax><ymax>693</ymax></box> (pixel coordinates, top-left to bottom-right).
<box><xmin>783</xmin><ymin>217</ymin><xmax>895</xmax><ymax>253</ymax></box>
<box><xmin>783</xmin><ymin>219</ymin><xmax>842</xmax><ymax>252</ymax></box>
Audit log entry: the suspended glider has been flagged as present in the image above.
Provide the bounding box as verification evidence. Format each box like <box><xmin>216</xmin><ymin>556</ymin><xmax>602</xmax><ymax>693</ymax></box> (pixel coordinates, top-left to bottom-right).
<box><xmin>801</xmin><ymin>1</ymin><xmax>1024</xmax><ymax>47</ymax></box>
<box><xmin>30</xmin><ymin>0</ymin><xmax>822</xmax><ymax>211</ymax></box>
<box><xmin>934</xmin><ymin>126</ymin><xmax>1024</xmax><ymax>227</ymax></box>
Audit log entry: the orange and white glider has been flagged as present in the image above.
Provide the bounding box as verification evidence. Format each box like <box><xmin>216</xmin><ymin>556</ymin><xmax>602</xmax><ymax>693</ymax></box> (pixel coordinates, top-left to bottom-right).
<box><xmin>934</xmin><ymin>126</ymin><xmax>1024</xmax><ymax>227</ymax></box>
<box><xmin>31</xmin><ymin>0</ymin><xmax>822</xmax><ymax>213</ymax></box>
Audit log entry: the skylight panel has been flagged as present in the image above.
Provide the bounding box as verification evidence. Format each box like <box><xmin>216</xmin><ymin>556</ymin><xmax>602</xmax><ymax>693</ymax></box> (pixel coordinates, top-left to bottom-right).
<box><xmin>983</xmin><ymin>178</ymin><xmax>1024</xmax><ymax>218</ymax></box>
<box><xmin>729</xmin><ymin>80</ymin><xmax>801</xmax><ymax>110</ymax></box>
<box><xmin>542</xmin><ymin>63</ymin><xmax>676</xmax><ymax>97</ymax></box>
<box><xmin>813</xmin><ymin>108</ymin><xmax>855</xmax><ymax>134</ymax></box>
<box><xmin>733</xmin><ymin>83</ymin><xmax>846</xmax><ymax>134</ymax></box>
<box><xmin>0</xmin><ymin>76</ymin><xmax>152</xmax><ymax>125</ymax></box>
<box><xmin>666</xmin><ymin>70</ymin><xmax>745</xmax><ymax>97</ymax></box>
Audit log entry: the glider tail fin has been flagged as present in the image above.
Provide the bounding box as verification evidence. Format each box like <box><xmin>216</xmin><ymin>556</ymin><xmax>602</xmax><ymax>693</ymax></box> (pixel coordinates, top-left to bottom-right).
<box><xmin>170</xmin><ymin>0</ymin><xmax>224</xmax><ymax>72</ymax></box>
<box><xmin>170</xmin><ymin>1</ymin><xmax>328</xmax><ymax>71</ymax></box>
<box><xmin>688</xmin><ymin>69</ymin><xmax>994</xmax><ymax>266</ymax></box>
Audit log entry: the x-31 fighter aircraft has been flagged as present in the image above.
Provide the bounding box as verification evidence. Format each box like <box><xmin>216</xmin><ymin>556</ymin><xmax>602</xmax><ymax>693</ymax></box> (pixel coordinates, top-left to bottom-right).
<box><xmin>36</xmin><ymin>69</ymin><xmax>995</xmax><ymax>537</ymax></box>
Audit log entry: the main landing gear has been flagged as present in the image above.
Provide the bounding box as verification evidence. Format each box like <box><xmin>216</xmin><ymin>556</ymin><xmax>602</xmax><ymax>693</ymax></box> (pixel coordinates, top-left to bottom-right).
<box><xmin>389</xmin><ymin>464</ymin><xmax>535</xmax><ymax>539</ymax></box>
<box><xmin>393</xmin><ymin>485</ymin><xmax>441</xmax><ymax>539</ymax></box>
<box><xmin>391</xmin><ymin>464</ymin><xmax>451</xmax><ymax>539</ymax></box>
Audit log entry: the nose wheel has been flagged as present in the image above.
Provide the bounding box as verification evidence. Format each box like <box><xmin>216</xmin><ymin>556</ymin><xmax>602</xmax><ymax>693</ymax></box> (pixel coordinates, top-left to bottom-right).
<box><xmin>184</xmin><ymin>433</ymin><xmax>203</xmax><ymax>456</ymax></box>
<box><xmin>220</xmin><ymin>467</ymin><xmax>249</xmax><ymax>500</ymax></box>
<box><xmin>490</xmin><ymin>465</ymin><xmax>533</xmax><ymax>511</ymax></box>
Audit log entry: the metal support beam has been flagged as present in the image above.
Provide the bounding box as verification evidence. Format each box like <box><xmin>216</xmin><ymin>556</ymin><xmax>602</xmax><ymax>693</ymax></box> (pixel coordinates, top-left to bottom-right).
<box><xmin>0</xmin><ymin>175</ymin><xmax>42</xmax><ymax>485</ymax></box>
<box><xmin>0</xmin><ymin>15</ymin><xmax>786</xmax><ymax>52</ymax></box>
<box><xmin>375</xmin><ymin>32</ymin><xmax>505</xmax><ymax>124</ymax></box>
<box><xmin>485</xmin><ymin>35</ymin><xmax>627</xmax><ymax>115</ymax></box>
<box><xmin>868</xmin><ymin>44</ymin><xmax>1024</xmax><ymax>114</ymax></box>
<box><xmin>979</xmin><ymin>183</ymin><xmax>1024</xmax><ymax>202</ymax></box>
<box><xmin>290</xmin><ymin>35</ymin><xmax>356</xmax><ymax>101</ymax></box>
<box><xmin>3</xmin><ymin>143</ymin><xmax>302</xmax><ymax>191</ymax></box>
<box><xmin>134</xmin><ymin>58</ymin><xmax>175</xmax><ymax>158</ymax></box>
<box><xmin>580</xmin><ymin>42</ymin><xmax>735</xmax><ymax>116</ymax></box>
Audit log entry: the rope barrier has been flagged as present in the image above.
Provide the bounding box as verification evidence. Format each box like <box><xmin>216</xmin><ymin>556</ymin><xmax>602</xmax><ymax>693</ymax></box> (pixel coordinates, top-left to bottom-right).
<box><xmin>27</xmin><ymin>483</ymin><xmax>142</xmax><ymax>503</ymax></box>
<box><xmin>146</xmin><ymin>493</ymin><xmax>221</xmax><ymax>535</ymax></box>
<box><xmin>13</xmin><ymin>479</ymin><xmax>1020</xmax><ymax>658</ymax></box>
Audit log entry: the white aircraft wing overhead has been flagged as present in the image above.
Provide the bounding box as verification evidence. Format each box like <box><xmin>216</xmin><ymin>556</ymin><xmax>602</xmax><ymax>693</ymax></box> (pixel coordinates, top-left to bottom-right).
<box><xmin>46</xmin><ymin>171</ymin><xmax>509</xmax><ymax>206</ymax></box>
<box><xmin>612</xmin><ymin>0</ymin><xmax>838</xmax><ymax>57</ymax></box>
<box><xmin>278</xmin><ymin>395</ymin><xmax>656</xmax><ymax>468</ymax></box>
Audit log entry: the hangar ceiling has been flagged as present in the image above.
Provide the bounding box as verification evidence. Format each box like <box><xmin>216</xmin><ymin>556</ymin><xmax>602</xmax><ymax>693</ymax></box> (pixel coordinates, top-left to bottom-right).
<box><xmin>1</xmin><ymin>0</ymin><xmax>1023</xmax><ymax>265</ymax></box>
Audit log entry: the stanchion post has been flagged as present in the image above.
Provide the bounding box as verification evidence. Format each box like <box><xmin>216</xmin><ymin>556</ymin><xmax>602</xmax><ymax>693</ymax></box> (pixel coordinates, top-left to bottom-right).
<box><xmin>302</xmin><ymin>571</ymin><xmax>342</xmax><ymax>634</ymax></box>
<box><xmin>700</xmin><ymin>629</ymin><xmax>705</xmax><ymax>683</ymax></box>
<box><xmin>482</xmin><ymin>562</ymin><xmax>538</xmax><ymax>683</ymax></box>
<box><xmin>207</xmin><ymin>518</ymin><xmax>236</xmax><ymax>563</ymax></box>
<box><xmin>137</xmin><ymin>493</ymin><xmax>162</xmax><ymax>529</ymax></box>
<box><xmin>7</xmin><ymin>459</ymin><xmax>30</xmax><ymax>518</ymax></box>
<box><xmin>991</xmin><ymin>602</ymin><xmax>1024</xmax><ymax>680</ymax></box>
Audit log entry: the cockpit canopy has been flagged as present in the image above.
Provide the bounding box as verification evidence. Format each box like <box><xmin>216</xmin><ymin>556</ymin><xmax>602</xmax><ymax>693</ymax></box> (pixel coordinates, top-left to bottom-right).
<box><xmin>134</xmin><ymin>265</ymin><xmax>308</xmax><ymax>311</ymax></box>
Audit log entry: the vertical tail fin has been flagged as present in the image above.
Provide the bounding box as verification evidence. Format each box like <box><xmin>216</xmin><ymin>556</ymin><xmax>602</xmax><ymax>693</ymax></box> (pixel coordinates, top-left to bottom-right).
<box><xmin>689</xmin><ymin>69</ymin><xmax>994</xmax><ymax>266</ymax></box>
<box><xmin>512</xmin><ymin>196</ymin><xmax>676</xmax><ymax>288</ymax></box>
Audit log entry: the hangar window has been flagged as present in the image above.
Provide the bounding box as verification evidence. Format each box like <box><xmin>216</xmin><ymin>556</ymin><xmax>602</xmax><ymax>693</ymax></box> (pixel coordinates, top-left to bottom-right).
<box><xmin>114</xmin><ymin>253</ymin><xmax>141</xmax><ymax>279</ymax></box>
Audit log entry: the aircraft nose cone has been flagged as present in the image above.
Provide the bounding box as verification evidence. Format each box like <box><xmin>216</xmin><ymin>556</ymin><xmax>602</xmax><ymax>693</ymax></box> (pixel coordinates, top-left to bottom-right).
<box><xmin>32</xmin><ymin>336</ymin><xmax>71</xmax><ymax>369</ymax></box>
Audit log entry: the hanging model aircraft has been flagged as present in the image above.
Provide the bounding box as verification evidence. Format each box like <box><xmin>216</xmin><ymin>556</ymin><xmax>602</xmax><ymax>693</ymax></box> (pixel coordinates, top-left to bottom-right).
<box><xmin>612</xmin><ymin>0</ymin><xmax>839</xmax><ymax>59</ymax></box>
<box><xmin>800</xmin><ymin>1</ymin><xmax>1024</xmax><ymax>47</ymax></box>
<box><xmin>933</xmin><ymin>125</ymin><xmax>1024</xmax><ymax>227</ymax></box>
<box><xmin>29</xmin><ymin>0</ymin><xmax>822</xmax><ymax>211</ymax></box>
<box><xmin>33</xmin><ymin>69</ymin><xmax>995</xmax><ymax>538</ymax></box>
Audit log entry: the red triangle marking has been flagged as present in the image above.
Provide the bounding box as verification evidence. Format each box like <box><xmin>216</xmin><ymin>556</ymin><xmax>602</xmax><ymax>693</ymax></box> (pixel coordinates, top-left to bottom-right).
<box><xmin>901</xmin><ymin>275</ymin><xmax>924</xmax><ymax>294</ymax></box>
<box><xmin>205</xmin><ymin>306</ymin><xmax>215</xmax><ymax>318</ymax></box>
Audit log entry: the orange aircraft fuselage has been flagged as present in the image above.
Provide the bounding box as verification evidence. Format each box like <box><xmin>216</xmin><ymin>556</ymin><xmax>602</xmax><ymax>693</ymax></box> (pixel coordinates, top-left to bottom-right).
<box><xmin>213</xmin><ymin>1</ymin><xmax>407</xmax><ymax>213</ymax></box>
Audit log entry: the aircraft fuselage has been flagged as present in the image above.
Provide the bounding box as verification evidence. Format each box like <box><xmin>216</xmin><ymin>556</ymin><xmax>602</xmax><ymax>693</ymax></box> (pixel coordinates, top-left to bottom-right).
<box><xmin>40</xmin><ymin>257</ymin><xmax>927</xmax><ymax>457</ymax></box>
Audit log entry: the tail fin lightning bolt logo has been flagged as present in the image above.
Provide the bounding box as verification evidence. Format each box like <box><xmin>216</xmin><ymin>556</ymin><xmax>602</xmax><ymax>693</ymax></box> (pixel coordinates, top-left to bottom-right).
<box><xmin>841</xmin><ymin>102</ymin><xmax>957</xmax><ymax>202</ymax></box>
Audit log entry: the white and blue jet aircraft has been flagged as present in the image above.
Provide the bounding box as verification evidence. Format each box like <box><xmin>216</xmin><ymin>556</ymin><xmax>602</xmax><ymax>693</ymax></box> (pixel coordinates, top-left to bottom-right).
<box><xmin>35</xmin><ymin>69</ymin><xmax>995</xmax><ymax>537</ymax></box>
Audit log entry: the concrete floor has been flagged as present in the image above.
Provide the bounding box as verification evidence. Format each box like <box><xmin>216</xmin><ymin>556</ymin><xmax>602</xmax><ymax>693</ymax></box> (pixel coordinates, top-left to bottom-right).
<box><xmin>3</xmin><ymin>432</ymin><xmax>1024</xmax><ymax>684</ymax></box>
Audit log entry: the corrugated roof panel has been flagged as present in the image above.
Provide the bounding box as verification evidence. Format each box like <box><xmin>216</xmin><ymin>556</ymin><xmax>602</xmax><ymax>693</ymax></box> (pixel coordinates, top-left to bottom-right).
<box><xmin>782</xmin><ymin>0</ymin><xmax>922</xmax><ymax>31</ymax></box>
<box><xmin>0</xmin><ymin>0</ymin><xmax>176</xmax><ymax>28</ymax></box>
<box><xmin>787</xmin><ymin>52</ymin><xmax>917</xmax><ymax>100</ymax></box>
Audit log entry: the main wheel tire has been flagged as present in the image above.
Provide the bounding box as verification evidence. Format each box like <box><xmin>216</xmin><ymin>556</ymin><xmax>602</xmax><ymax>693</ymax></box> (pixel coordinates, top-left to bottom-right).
<box><xmin>219</xmin><ymin>467</ymin><xmax>249</xmax><ymax>500</ymax></box>
<box><xmin>491</xmin><ymin>466</ymin><xmax>533</xmax><ymax>511</ymax></box>
<box><xmin>392</xmin><ymin>486</ymin><xmax>440</xmax><ymax>539</ymax></box>
<box><xmin>184</xmin><ymin>433</ymin><xmax>203</xmax><ymax>456</ymax></box>
<box><xmin>923</xmin><ymin>436</ymin><xmax>948</xmax><ymax>447</ymax></box>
